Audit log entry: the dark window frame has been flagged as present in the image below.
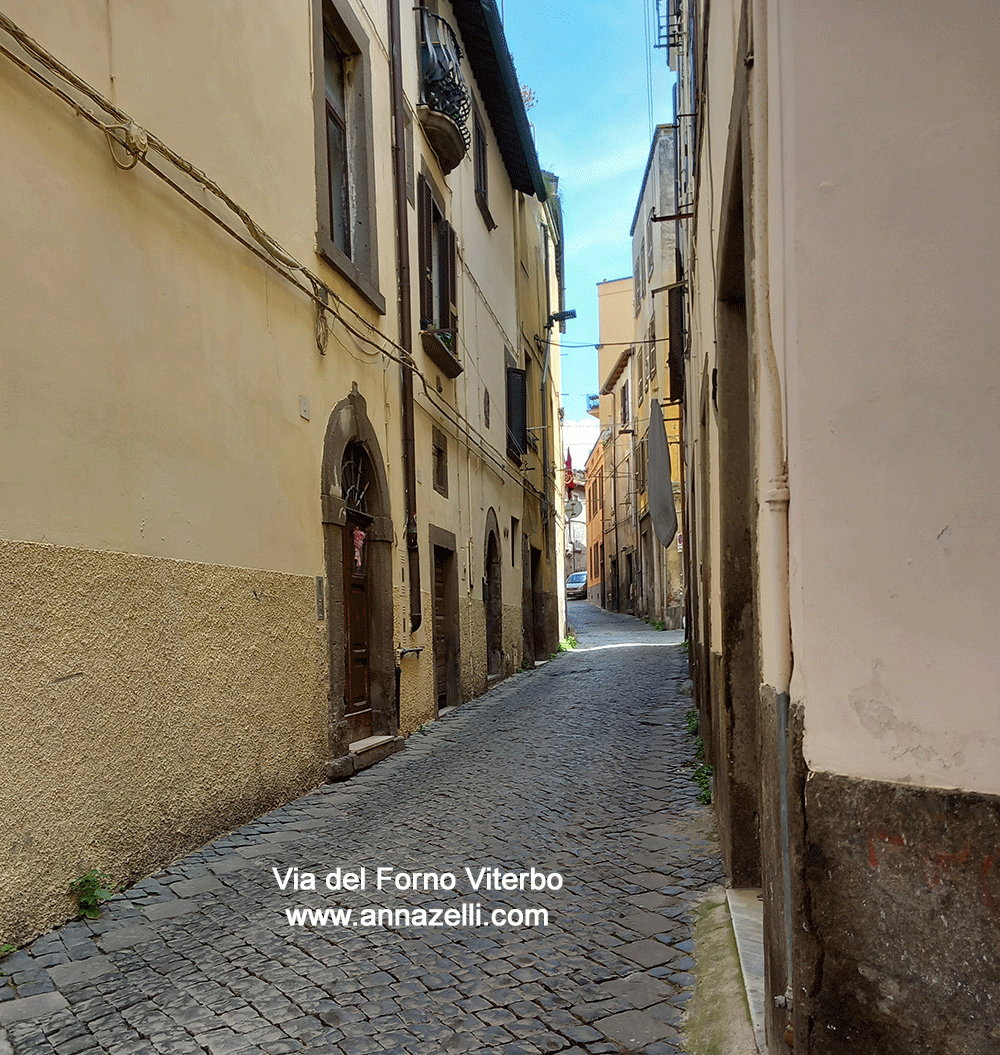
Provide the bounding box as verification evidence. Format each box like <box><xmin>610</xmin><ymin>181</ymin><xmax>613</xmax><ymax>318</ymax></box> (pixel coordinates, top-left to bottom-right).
<box><xmin>473</xmin><ymin>108</ymin><xmax>496</xmax><ymax>231</ymax></box>
<box><xmin>506</xmin><ymin>366</ymin><xmax>527</xmax><ymax>460</ymax></box>
<box><xmin>313</xmin><ymin>0</ymin><xmax>385</xmax><ymax>313</ymax></box>
<box><xmin>417</xmin><ymin>172</ymin><xmax>461</xmax><ymax>379</ymax></box>
<box><xmin>432</xmin><ymin>426</ymin><xmax>449</xmax><ymax>497</ymax></box>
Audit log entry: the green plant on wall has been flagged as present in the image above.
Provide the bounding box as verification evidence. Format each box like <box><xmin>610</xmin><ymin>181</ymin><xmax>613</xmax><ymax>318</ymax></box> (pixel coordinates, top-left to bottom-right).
<box><xmin>69</xmin><ymin>870</ymin><xmax>115</xmax><ymax>919</ymax></box>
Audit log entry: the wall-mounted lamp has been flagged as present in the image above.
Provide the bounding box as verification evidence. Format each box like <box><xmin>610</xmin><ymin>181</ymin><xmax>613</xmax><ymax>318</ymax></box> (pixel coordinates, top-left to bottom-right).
<box><xmin>547</xmin><ymin>309</ymin><xmax>576</xmax><ymax>328</ymax></box>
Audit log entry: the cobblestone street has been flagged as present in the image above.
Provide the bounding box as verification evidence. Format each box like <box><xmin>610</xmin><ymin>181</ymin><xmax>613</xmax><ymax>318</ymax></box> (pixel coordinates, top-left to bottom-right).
<box><xmin>2</xmin><ymin>604</ymin><xmax>723</xmax><ymax>1055</ymax></box>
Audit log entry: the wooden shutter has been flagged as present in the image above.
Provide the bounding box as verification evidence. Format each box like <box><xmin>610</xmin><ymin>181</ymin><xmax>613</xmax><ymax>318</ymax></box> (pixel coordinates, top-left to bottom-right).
<box><xmin>438</xmin><ymin>219</ymin><xmax>457</xmax><ymax>337</ymax></box>
<box><xmin>446</xmin><ymin>222</ymin><xmax>458</xmax><ymax>334</ymax></box>
<box><xmin>668</xmin><ymin>286</ymin><xmax>685</xmax><ymax>403</ymax></box>
<box><xmin>418</xmin><ymin>175</ymin><xmax>434</xmax><ymax>327</ymax></box>
<box><xmin>506</xmin><ymin>367</ymin><xmax>527</xmax><ymax>457</ymax></box>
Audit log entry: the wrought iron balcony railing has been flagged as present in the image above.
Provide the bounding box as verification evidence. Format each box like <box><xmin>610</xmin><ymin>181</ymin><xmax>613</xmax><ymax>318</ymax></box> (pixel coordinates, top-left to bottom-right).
<box><xmin>419</xmin><ymin>9</ymin><xmax>471</xmax><ymax>173</ymax></box>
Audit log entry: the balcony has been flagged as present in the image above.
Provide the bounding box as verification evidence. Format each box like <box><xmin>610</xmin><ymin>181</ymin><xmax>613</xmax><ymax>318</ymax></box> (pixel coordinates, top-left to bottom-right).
<box><xmin>419</xmin><ymin>10</ymin><xmax>471</xmax><ymax>175</ymax></box>
<box><xmin>420</xmin><ymin>327</ymin><xmax>462</xmax><ymax>379</ymax></box>
<box><xmin>587</xmin><ymin>393</ymin><xmax>600</xmax><ymax>418</ymax></box>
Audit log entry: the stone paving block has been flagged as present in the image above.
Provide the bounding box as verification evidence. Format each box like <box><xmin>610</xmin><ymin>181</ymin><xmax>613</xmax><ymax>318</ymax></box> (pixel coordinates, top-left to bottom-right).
<box><xmin>13</xmin><ymin>606</ymin><xmax>721</xmax><ymax>1055</ymax></box>
<box><xmin>613</xmin><ymin>939</ymin><xmax>677</xmax><ymax>969</ymax></box>
<box><xmin>169</xmin><ymin>875</ymin><xmax>225</xmax><ymax>898</ymax></box>
<box><xmin>96</xmin><ymin>926</ymin><xmax>160</xmax><ymax>954</ymax></box>
<box><xmin>141</xmin><ymin>900</ymin><xmax>199</xmax><ymax>922</ymax></box>
<box><xmin>0</xmin><ymin>992</ymin><xmax>69</xmax><ymax>1025</ymax></box>
<box><xmin>593</xmin><ymin>1008</ymin><xmax>674</xmax><ymax>1047</ymax></box>
<box><xmin>46</xmin><ymin>956</ymin><xmax>118</xmax><ymax>987</ymax></box>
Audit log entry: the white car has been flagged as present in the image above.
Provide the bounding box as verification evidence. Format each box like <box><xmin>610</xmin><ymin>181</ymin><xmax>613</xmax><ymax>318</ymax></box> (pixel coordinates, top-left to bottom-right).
<box><xmin>566</xmin><ymin>571</ymin><xmax>588</xmax><ymax>600</ymax></box>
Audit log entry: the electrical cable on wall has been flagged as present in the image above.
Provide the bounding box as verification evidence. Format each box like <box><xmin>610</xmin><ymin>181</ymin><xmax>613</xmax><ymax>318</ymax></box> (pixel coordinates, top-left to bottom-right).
<box><xmin>0</xmin><ymin>10</ymin><xmax>557</xmax><ymax>509</ymax></box>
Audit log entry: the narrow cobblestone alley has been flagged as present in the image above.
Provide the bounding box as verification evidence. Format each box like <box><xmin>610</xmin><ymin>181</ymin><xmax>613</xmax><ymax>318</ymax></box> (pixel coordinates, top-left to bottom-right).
<box><xmin>2</xmin><ymin>604</ymin><xmax>724</xmax><ymax>1055</ymax></box>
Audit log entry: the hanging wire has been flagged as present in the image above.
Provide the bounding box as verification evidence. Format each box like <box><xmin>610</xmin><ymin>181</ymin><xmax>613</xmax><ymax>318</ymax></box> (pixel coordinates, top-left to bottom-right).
<box><xmin>0</xmin><ymin>11</ymin><xmax>566</xmax><ymax>505</ymax></box>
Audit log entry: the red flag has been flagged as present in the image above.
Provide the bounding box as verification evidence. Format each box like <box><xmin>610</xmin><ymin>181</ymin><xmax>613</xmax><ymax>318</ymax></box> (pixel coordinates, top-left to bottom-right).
<box><xmin>565</xmin><ymin>449</ymin><xmax>573</xmax><ymax>497</ymax></box>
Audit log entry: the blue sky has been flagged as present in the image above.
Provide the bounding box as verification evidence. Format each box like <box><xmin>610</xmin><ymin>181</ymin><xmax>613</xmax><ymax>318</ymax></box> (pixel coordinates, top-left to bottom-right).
<box><xmin>501</xmin><ymin>1</ymin><xmax>677</xmax><ymax>464</ymax></box>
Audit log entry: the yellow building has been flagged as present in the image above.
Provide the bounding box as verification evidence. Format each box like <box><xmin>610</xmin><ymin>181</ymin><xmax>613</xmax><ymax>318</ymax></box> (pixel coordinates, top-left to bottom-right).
<box><xmin>593</xmin><ymin>278</ymin><xmax>636</xmax><ymax>612</ymax></box>
<box><xmin>629</xmin><ymin>124</ymin><xmax>684</xmax><ymax>628</ymax></box>
<box><xmin>0</xmin><ymin>0</ymin><xmax>563</xmax><ymax>944</ymax></box>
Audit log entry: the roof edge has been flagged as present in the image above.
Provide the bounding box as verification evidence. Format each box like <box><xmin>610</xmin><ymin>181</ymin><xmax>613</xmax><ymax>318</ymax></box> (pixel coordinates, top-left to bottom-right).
<box><xmin>469</xmin><ymin>0</ymin><xmax>547</xmax><ymax>200</ymax></box>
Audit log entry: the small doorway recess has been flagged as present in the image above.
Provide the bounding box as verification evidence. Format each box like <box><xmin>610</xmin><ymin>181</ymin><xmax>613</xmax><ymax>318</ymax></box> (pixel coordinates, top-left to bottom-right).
<box><xmin>321</xmin><ymin>385</ymin><xmax>396</xmax><ymax>777</ymax></box>
<box><xmin>485</xmin><ymin>510</ymin><xmax>502</xmax><ymax>678</ymax></box>
<box><xmin>342</xmin><ymin>444</ymin><xmax>375</xmax><ymax>742</ymax></box>
<box><xmin>429</xmin><ymin>525</ymin><xmax>461</xmax><ymax>712</ymax></box>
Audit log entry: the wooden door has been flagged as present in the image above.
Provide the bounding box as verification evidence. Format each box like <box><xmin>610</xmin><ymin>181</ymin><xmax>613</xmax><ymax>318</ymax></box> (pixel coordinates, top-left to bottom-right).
<box><xmin>485</xmin><ymin>534</ymin><xmax>502</xmax><ymax>676</ymax></box>
<box><xmin>343</xmin><ymin>513</ymin><xmax>373</xmax><ymax>742</ymax></box>
<box><xmin>433</xmin><ymin>546</ymin><xmax>448</xmax><ymax>711</ymax></box>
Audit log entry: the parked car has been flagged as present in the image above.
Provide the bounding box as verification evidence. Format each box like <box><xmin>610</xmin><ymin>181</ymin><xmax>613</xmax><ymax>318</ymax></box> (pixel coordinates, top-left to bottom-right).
<box><xmin>566</xmin><ymin>571</ymin><xmax>588</xmax><ymax>600</ymax></box>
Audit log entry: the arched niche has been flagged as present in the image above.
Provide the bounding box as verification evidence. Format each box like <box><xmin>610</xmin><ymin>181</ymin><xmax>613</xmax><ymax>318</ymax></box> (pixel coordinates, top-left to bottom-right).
<box><xmin>484</xmin><ymin>507</ymin><xmax>503</xmax><ymax>677</ymax></box>
<box><xmin>321</xmin><ymin>384</ymin><xmax>395</xmax><ymax>774</ymax></box>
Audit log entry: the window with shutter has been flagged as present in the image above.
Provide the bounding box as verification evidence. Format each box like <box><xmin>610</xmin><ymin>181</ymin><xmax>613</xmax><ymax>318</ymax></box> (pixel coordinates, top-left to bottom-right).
<box><xmin>314</xmin><ymin>0</ymin><xmax>383</xmax><ymax>312</ymax></box>
<box><xmin>668</xmin><ymin>286</ymin><xmax>684</xmax><ymax>403</ymax></box>
<box><xmin>506</xmin><ymin>367</ymin><xmax>527</xmax><ymax>459</ymax></box>
<box><xmin>417</xmin><ymin>174</ymin><xmax>461</xmax><ymax>377</ymax></box>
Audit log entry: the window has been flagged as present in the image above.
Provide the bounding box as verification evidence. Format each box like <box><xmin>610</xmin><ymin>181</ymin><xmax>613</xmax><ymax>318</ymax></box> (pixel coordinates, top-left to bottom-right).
<box><xmin>638</xmin><ymin>238</ymin><xmax>646</xmax><ymax>306</ymax></box>
<box><xmin>647</xmin><ymin>221</ymin><xmax>654</xmax><ymax>278</ymax></box>
<box><xmin>506</xmin><ymin>366</ymin><xmax>527</xmax><ymax>459</ymax></box>
<box><xmin>432</xmin><ymin>427</ymin><xmax>448</xmax><ymax>496</ymax></box>
<box><xmin>473</xmin><ymin>110</ymin><xmax>496</xmax><ymax>231</ymax></box>
<box><xmin>314</xmin><ymin>1</ymin><xmax>383</xmax><ymax>312</ymax></box>
<box><xmin>636</xmin><ymin>437</ymin><xmax>647</xmax><ymax>493</ymax></box>
<box><xmin>324</xmin><ymin>32</ymin><xmax>350</xmax><ymax>256</ymax></box>
<box><xmin>483</xmin><ymin>388</ymin><xmax>490</xmax><ymax>429</ymax></box>
<box><xmin>621</xmin><ymin>380</ymin><xmax>630</xmax><ymax>427</ymax></box>
<box><xmin>418</xmin><ymin>173</ymin><xmax>461</xmax><ymax>376</ymax></box>
<box><xmin>524</xmin><ymin>357</ymin><xmax>537</xmax><ymax>452</ymax></box>
<box><xmin>648</xmin><ymin>321</ymin><xmax>657</xmax><ymax>382</ymax></box>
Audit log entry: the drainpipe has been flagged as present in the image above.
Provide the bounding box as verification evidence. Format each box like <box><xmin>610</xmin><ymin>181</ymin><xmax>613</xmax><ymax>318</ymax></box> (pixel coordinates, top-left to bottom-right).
<box><xmin>750</xmin><ymin>0</ymin><xmax>794</xmax><ymax>1012</ymax></box>
<box><xmin>389</xmin><ymin>0</ymin><xmax>421</xmax><ymax>632</ymax></box>
<box><xmin>610</xmin><ymin>390</ymin><xmax>620</xmax><ymax>611</ymax></box>
<box><xmin>540</xmin><ymin>225</ymin><xmax>553</xmax><ymax>549</ymax></box>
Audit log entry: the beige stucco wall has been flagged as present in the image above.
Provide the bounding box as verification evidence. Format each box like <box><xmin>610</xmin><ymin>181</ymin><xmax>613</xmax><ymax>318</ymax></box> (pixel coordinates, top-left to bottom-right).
<box><xmin>1</xmin><ymin>539</ymin><xmax>327</xmax><ymax>945</ymax></box>
<box><xmin>0</xmin><ymin>0</ymin><xmax>399</xmax><ymax>579</ymax></box>
<box><xmin>688</xmin><ymin>0</ymin><xmax>1000</xmax><ymax>795</ymax></box>
<box><xmin>774</xmin><ymin>0</ymin><xmax>1000</xmax><ymax>795</ymax></box>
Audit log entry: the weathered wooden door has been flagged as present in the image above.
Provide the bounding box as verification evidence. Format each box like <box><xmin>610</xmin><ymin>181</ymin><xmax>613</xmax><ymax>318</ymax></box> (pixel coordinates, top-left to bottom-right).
<box><xmin>343</xmin><ymin>512</ymin><xmax>373</xmax><ymax>742</ymax></box>
<box><xmin>433</xmin><ymin>546</ymin><xmax>448</xmax><ymax>711</ymax></box>
<box><xmin>485</xmin><ymin>533</ymin><xmax>502</xmax><ymax>676</ymax></box>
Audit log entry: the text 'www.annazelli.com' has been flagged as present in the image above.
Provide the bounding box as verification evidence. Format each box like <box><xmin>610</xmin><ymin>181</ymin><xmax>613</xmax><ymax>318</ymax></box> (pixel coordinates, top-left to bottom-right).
<box><xmin>284</xmin><ymin>903</ymin><xmax>549</xmax><ymax>929</ymax></box>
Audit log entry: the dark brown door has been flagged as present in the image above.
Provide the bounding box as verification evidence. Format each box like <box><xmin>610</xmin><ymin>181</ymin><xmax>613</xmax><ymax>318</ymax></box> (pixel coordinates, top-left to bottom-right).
<box><xmin>433</xmin><ymin>546</ymin><xmax>448</xmax><ymax>711</ymax></box>
<box><xmin>485</xmin><ymin>534</ymin><xmax>502</xmax><ymax>676</ymax></box>
<box><xmin>344</xmin><ymin>513</ymin><xmax>373</xmax><ymax>742</ymax></box>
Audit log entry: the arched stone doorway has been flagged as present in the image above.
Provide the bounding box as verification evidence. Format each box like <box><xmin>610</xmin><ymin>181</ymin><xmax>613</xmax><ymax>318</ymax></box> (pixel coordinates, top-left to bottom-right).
<box><xmin>321</xmin><ymin>385</ymin><xmax>395</xmax><ymax>778</ymax></box>
<box><xmin>484</xmin><ymin>509</ymin><xmax>502</xmax><ymax>678</ymax></box>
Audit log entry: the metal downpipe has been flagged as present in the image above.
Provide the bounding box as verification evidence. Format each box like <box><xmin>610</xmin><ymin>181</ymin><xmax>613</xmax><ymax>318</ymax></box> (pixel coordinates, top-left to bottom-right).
<box><xmin>389</xmin><ymin>0</ymin><xmax>421</xmax><ymax>632</ymax></box>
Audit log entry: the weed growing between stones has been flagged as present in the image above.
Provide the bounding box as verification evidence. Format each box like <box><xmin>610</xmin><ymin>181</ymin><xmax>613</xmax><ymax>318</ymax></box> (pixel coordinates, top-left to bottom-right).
<box><xmin>69</xmin><ymin>870</ymin><xmax>115</xmax><ymax>919</ymax></box>
<box><xmin>685</xmin><ymin>709</ymin><xmax>713</xmax><ymax>804</ymax></box>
